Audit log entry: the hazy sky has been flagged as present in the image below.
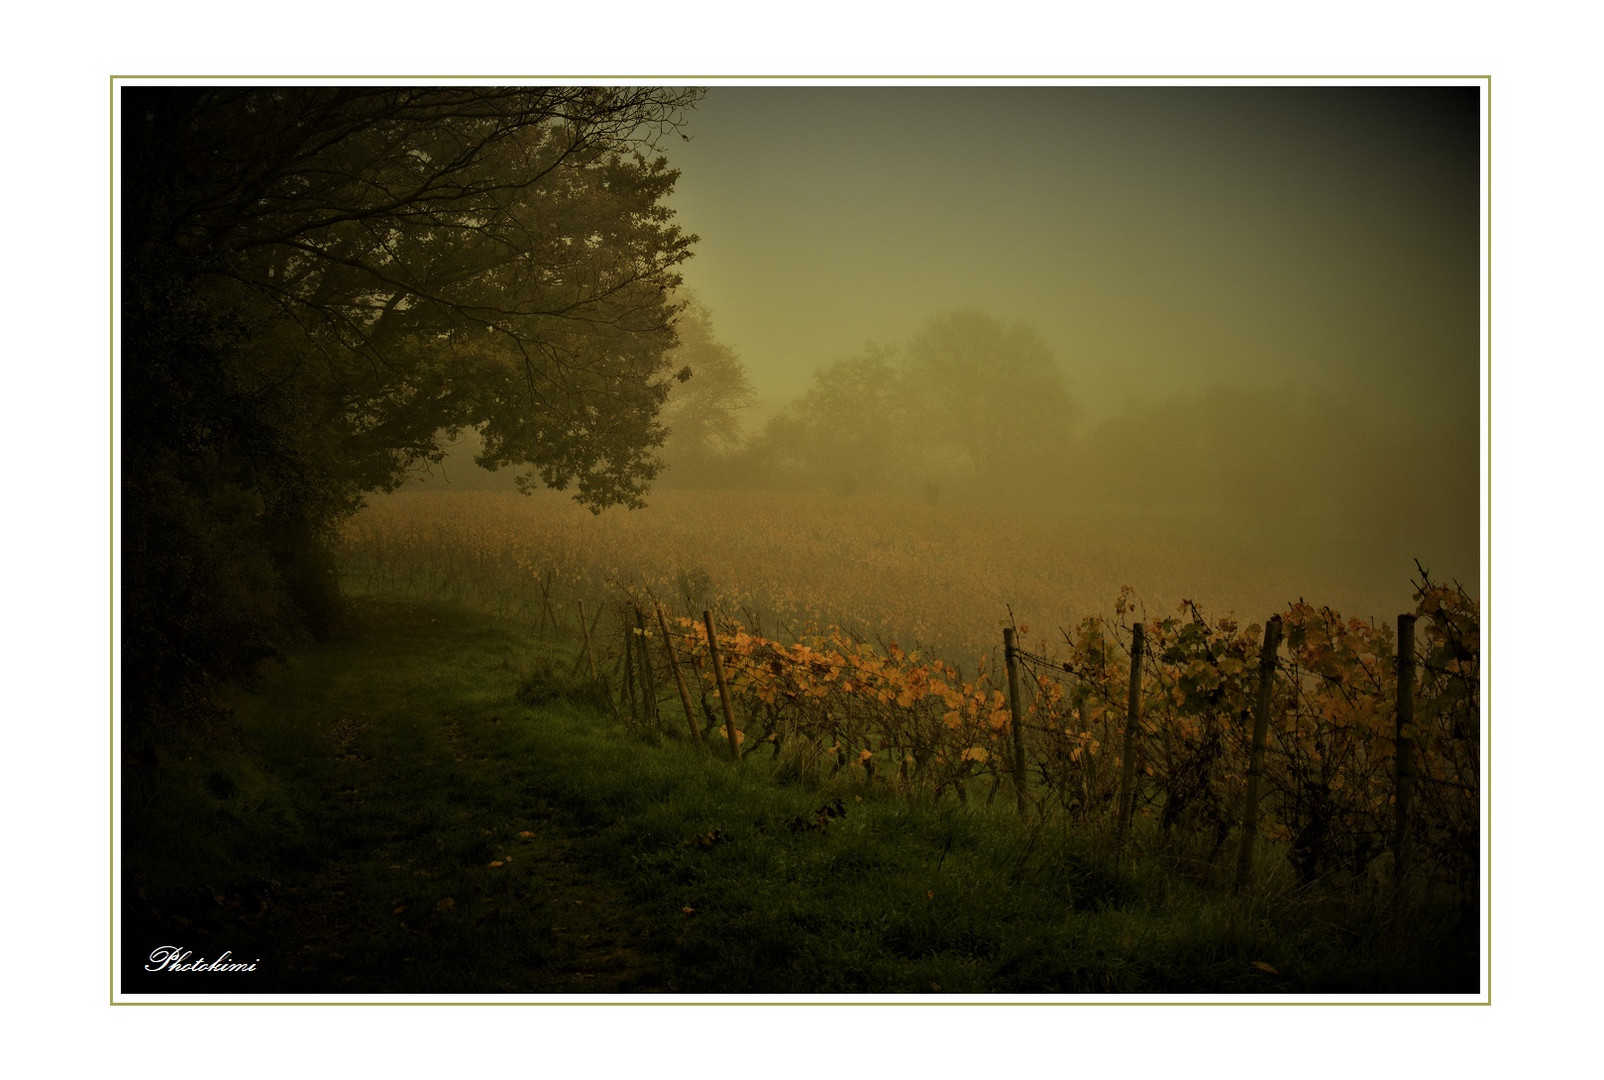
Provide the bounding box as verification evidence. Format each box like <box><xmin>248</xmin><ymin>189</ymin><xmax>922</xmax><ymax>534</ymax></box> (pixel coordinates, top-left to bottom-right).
<box><xmin>664</xmin><ymin>85</ymin><xmax>1482</xmax><ymax>426</ymax></box>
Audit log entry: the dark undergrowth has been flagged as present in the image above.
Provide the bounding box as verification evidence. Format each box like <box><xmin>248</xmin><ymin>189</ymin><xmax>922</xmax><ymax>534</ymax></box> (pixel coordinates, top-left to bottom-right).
<box><xmin>120</xmin><ymin>598</ymin><xmax>1480</xmax><ymax>996</ymax></box>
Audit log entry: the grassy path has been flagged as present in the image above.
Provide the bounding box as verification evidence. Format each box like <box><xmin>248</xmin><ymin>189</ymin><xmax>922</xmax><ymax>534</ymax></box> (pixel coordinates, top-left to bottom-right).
<box><xmin>121</xmin><ymin>598</ymin><xmax>1478</xmax><ymax>996</ymax></box>
<box><xmin>123</xmin><ymin>599</ymin><xmax>671</xmax><ymax>993</ymax></box>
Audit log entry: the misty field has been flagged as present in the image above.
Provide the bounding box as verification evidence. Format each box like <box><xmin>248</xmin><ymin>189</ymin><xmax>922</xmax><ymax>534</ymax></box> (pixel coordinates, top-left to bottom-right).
<box><xmin>338</xmin><ymin>486</ymin><xmax>1418</xmax><ymax>665</ymax></box>
<box><xmin>120</xmin><ymin>483</ymin><xmax>1479</xmax><ymax>996</ymax></box>
<box><xmin>119</xmin><ymin>84</ymin><xmax>1485</xmax><ymax>1001</ymax></box>
<box><xmin>337</xmin><ymin>484</ymin><xmax>1479</xmax><ymax>937</ymax></box>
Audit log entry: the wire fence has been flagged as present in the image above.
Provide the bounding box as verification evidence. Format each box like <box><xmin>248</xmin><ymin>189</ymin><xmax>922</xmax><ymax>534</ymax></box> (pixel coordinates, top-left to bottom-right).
<box><xmin>338</xmin><ymin>520</ymin><xmax>1478</xmax><ymax>906</ymax></box>
<box><xmin>587</xmin><ymin>568</ymin><xmax>1478</xmax><ymax>907</ymax></box>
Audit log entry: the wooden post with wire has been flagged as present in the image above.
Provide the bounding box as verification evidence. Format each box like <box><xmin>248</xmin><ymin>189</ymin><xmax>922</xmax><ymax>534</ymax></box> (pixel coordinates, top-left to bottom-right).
<box><xmin>578</xmin><ymin>600</ymin><xmax>599</xmax><ymax>683</ymax></box>
<box><xmin>1003</xmin><ymin>627</ymin><xmax>1029</xmax><ymax>818</ymax></box>
<box><xmin>633</xmin><ymin>605</ymin><xmax>661</xmax><ymax>730</ymax></box>
<box><xmin>579</xmin><ymin>598</ymin><xmax>621</xmax><ymax>722</ymax></box>
<box><xmin>1234</xmin><ymin>615</ymin><xmax>1284</xmax><ymax>892</ymax></box>
<box><xmin>1116</xmin><ymin>622</ymin><xmax>1145</xmax><ymax>847</ymax></box>
<box><xmin>621</xmin><ymin>616</ymin><xmax>639</xmax><ymax>724</ymax></box>
<box><xmin>656</xmin><ymin>602</ymin><xmax>705</xmax><ymax>749</ymax></box>
<box><xmin>704</xmin><ymin>610</ymin><xmax>742</xmax><ymax>763</ymax></box>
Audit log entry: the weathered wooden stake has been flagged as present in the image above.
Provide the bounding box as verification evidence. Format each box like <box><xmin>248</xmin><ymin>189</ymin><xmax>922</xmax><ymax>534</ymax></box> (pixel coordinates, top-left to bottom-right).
<box><xmin>1116</xmin><ymin>622</ymin><xmax>1145</xmax><ymax>846</ymax></box>
<box><xmin>1234</xmin><ymin>615</ymin><xmax>1284</xmax><ymax>891</ymax></box>
<box><xmin>537</xmin><ymin>568</ymin><xmax>554</xmax><ymax>640</ymax></box>
<box><xmin>621</xmin><ymin>619</ymin><xmax>639</xmax><ymax>724</ymax></box>
<box><xmin>1393</xmin><ymin>612</ymin><xmax>1417</xmax><ymax>902</ymax></box>
<box><xmin>578</xmin><ymin>600</ymin><xmax>599</xmax><ymax>683</ymax></box>
<box><xmin>656</xmin><ymin>603</ymin><xmax>705</xmax><ymax>749</ymax></box>
<box><xmin>1003</xmin><ymin>627</ymin><xmax>1029</xmax><ymax>818</ymax></box>
<box><xmin>704</xmin><ymin>610</ymin><xmax>742</xmax><ymax>763</ymax></box>
<box><xmin>634</xmin><ymin>606</ymin><xmax>661</xmax><ymax>729</ymax></box>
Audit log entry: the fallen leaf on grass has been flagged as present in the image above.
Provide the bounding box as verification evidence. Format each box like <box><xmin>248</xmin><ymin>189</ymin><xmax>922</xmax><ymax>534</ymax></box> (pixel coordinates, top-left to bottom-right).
<box><xmin>1252</xmin><ymin>961</ymin><xmax>1279</xmax><ymax>975</ymax></box>
<box><xmin>436</xmin><ymin>897</ymin><xmax>455</xmax><ymax>912</ymax></box>
<box><xmin>487</xmin><ymin>861</ymin><xmax>505</xmax><ymax>868</ymax></box>
<box><xmin>518</xmin><ymin>831</ymin><xmax>537</xmax><ymax>839</ymax></box>
<box><xmin>392</xmin><ymin>906</ymin><xmax>408</xmax><ymax>915</ymax></box>
<box><xmin>681</xmin><ymin>906</ymin><xmax>696</xmax><ymax>916</ymax></box>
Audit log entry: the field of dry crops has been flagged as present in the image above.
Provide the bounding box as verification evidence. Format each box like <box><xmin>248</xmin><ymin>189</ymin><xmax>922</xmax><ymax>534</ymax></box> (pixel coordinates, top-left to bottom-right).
<box><xmin>338</xmin><ymin>487</ymin><xmax>1416</xmax><ymax>662</ymax></box>
<box><xmin>337</xmin><ymin>486</ymin><xmax>1478</xmax><ymax>901</ymax></box>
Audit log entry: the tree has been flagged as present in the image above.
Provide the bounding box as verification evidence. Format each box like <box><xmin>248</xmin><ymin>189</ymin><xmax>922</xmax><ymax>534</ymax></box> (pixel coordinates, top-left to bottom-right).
<box><xmin>902</xmin><ymin>310</ymin><xmax>1078</xmax><ymax>489</ymax></box>
<box><xmin>656</xmin><ymin>294</ymin><xmax>757</xmax><ymax>483</ymax></box>
<box><xmin>121</xmin><ymin>86</ymin><xmax>702</xmax><ymax>738</ymax></box>
<box><xmin>753</xmin><ymin>345</ymin><xmax>907</xmax><ymax>496</ymax></box>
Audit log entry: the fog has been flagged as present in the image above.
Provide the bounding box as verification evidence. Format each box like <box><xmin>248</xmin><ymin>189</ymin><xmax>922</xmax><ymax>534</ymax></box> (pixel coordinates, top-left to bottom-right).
<box><xmin>118</xmin><ymin>82</ymin><xmax>1487</xmax><ymax>1004</ymax></box>
<box><xmin>651</xmin><ymin>86</ymin><xmax>1478</xmax><ymax>612</ymax></box>
<box><xmin>668</xmin><ymin>87</ymin><xmax>1478</xmax><ymax>424</ymax></box>
<box><xmin>421</xmin><ymin>85</ymin><xmax>1480</xmax><ymax>621</ymax></box>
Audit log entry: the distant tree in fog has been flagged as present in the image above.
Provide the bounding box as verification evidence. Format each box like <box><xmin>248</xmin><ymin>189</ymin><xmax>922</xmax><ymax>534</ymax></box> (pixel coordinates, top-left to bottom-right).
<box><xmin>753</xmin><ymin>345</ymin><xmax>907</xmax><ymax>495</ymax></box>
<box><xmin>902</xmin><ymin>311</ymin><xmax>1078</xmax><ymax>487</ymax></box>
<box><xmin>657</xmin><ymin>295</ymin><xmax>757</xmax><ymax>482</ymax></box>
<box><xmin>748</xmin><ymin>312</ymin><xmax>1078</xmax><ymax>500</ymax></box>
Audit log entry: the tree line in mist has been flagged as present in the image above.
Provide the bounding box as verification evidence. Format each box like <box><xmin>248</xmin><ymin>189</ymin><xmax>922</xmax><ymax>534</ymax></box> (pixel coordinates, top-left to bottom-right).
<box><xmin>441</xmin><ymin>296</ymin><xmax>1475</xmax><ymax>573</ymax></box>
<box><xmin>120</xmin><ymin>86</ymin><xmax>1474</xmax><ymax>750</ymax></box>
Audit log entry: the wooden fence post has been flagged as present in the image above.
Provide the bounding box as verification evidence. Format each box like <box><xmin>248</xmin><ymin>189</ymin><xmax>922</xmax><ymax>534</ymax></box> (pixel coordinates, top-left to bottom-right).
<box><xmin>1117</xmin><ymin>622</ymin><xmax>1145</xmax><ymax>847</ymax></box>
<box><xmin>1394</xmin><ymin>612</ymin><xmax>1417</xmax><ymax>902</ymax></box>
<box><xmin>656</xmin><ymin>603</ymin><xmax>705</xmax><ymax>749</ymax></box>
<box><xmin>1003</xmin><ymin>627</ymin><xmax>1029</xmax><ymax>818</ymax></box>
<box><xmin>704</xmin><ymin>610</ymin><xmax>742</xmax><ymax>764</ymax></box>
<box><xmin>1234</xmin><ymin>615</ymin><xmax>1284</xmax><ymax>891</ymax></box>
<box><xmin>621</xmin><ymin>617</ymin><xmax>639</xmax><ymax>724</ymax></box>
<box><xmin>537</xmin><ymin>568</ymin><xmax>555</xmax><ymax>640</ymax></box>
<box><xmin>578</xmin><ymin>599</ymin><xmax>622</xmax><ymax>722</ymax></box>
<box><xmin>634</xmin><ymin>605</ymin><xmax>661</xmax><ymax>730</ymax></box>
<box><xmin>578</xmin><ymin>600</ymin><xmax>599</xmax><ymax>683</ymax></box>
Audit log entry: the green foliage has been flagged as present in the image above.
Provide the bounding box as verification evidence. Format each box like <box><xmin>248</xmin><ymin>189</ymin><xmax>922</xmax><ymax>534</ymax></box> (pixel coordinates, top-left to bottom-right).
<box><xmin>124</xmin><ymin>600</ymin><xmax>1475</xmax><ymax>994</ymax></box>
<box><xmin>121</xmin><ymin>86</ymin><xmax>702</xmax><ymax>738</ymax></box>
<box><xmin>655</xmin><ymin>294</ymin><xmax>758</xmax><ymax>484</ymax></box>
<box><xmin>515</xmin><ymin>656</ymin><xmax>612</xmax><ymax>713</ymax></box>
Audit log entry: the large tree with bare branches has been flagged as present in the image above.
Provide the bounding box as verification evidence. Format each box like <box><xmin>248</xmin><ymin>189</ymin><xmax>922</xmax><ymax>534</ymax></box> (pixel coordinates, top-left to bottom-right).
<box><xmin>121</xmin><ymin>86</ymin><xmax>702</xmax><ymax>734</ymax></box>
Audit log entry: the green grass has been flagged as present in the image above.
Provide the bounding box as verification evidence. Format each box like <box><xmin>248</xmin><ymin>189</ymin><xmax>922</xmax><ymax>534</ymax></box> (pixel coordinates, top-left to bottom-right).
<box><xmin>121</xmin><ymin>597</ymin><xmax>1479</xmax><ymax>995</ymax></box>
